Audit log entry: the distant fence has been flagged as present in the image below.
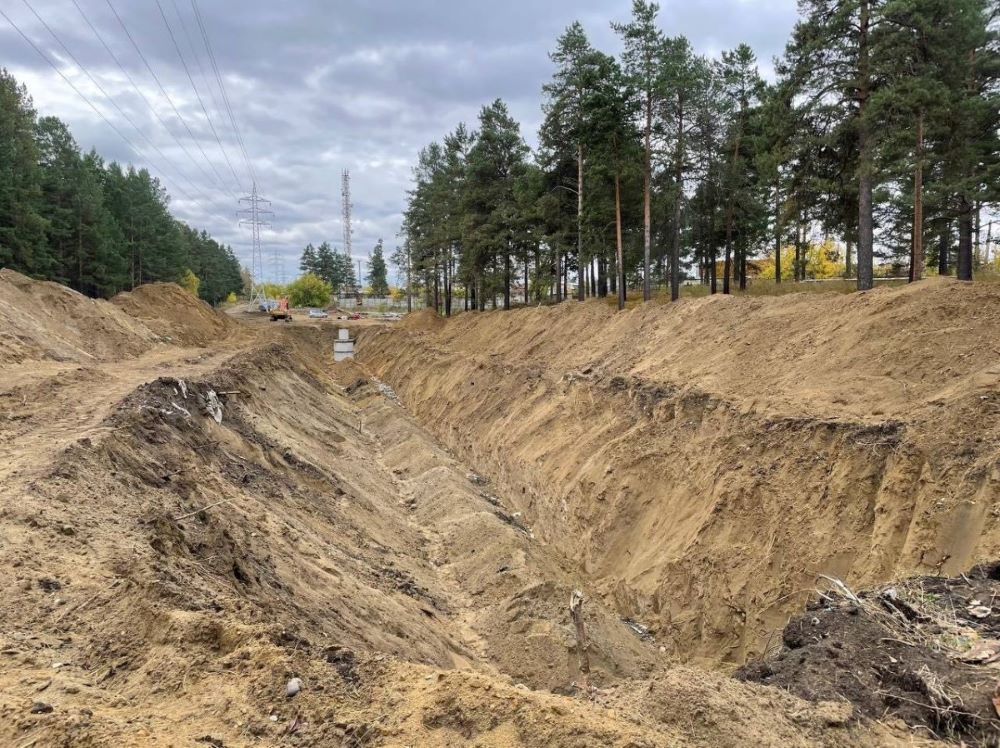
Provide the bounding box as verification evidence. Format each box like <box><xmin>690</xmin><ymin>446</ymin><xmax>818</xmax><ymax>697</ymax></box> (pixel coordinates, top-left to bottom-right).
<box><xmin>334</xmin><ymin>295</ymin><xmax>425</xmax><ymax>311</ymax></box>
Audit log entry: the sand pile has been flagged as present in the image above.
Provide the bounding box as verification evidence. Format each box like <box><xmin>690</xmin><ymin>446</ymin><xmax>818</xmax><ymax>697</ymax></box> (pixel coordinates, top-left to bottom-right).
<box><xmin>111</xmin><ymin>283</ymin><xmax>237</xmax><ymax>346</ymax></box>
<box><xmin>0</xmin><ymin>269</ymin><xmax>158</xmax><ymax>365</ymax></box>
<box><xmin>358</xmin><ymin>278</ymin><xmax>1000</xmax><ymax>665</ymax></box>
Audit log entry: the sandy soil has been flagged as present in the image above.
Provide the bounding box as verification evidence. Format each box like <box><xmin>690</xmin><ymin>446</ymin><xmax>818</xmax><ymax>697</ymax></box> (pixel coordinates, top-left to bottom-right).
<box><xmin>0</xmin><ymin>275</ymin><xmax>986</xmax><ymax>746</ymax></box>
<box><xmin>357</xmin><ymin>279</ymin><xmax>1000</xmax><ymax>668</ymax></box>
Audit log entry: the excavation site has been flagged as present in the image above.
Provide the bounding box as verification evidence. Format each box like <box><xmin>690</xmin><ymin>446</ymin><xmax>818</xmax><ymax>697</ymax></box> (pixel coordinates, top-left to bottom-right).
<box><xmin>1</xmin><ymin>270</ymin><xmax>999</xmax><ymax>747</ymax></box>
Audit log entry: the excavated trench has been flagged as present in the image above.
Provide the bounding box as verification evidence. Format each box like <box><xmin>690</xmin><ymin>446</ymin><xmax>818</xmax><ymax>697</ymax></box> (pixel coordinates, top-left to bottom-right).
<box><xmin>4</xmin><ymin>274</ymin><xmax>1000</xmax><ymax>746</ymax></box>
<box><xmin>354</xmin><ymin>286</ymin><xmax>1000</xmax><ymax>668</ymax></box>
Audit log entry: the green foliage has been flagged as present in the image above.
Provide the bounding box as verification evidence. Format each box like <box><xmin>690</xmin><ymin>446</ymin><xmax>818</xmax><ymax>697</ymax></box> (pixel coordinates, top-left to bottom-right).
<box><xmin>368</xmin><ymin>238</ymin><xmax>389</xmax><ymax>296</ymax></box>
<box><xmin>0</xmin><ymin>68</ymin><xmax>241</xmax><ymax>303</ymax></box>
<box><xmin>404</xmin><ymin>1</ymin><xmax>999</xmax><ymax>308</ymax></box>
<box><xmin>258</xmin><ymin>282</ymin><xmax>286</xmax><ymax>299</ymax></box>
<box><xmin>286</xmin><ymin>273</ymin><xmax>332</xmax><ymax>308</ymax></box>
<box><xmin>179</xmin><ymin>269</ymin><xmax>200</xmax><ymax>296</ymax></box>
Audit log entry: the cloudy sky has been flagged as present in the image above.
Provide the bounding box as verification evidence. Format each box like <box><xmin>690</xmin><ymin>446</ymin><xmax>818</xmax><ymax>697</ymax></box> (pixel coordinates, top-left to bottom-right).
<box><xmin>2</xmin><ymin>0</ymin><xmax>798</xmax><ymax>284</ymax></box>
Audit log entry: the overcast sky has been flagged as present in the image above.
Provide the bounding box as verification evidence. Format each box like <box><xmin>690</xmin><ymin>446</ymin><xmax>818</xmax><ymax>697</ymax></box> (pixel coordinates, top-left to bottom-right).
<box><xmin>2</xmin><ymin>0</ymin><xmax>798</xmax><ymax>284</ymax></box>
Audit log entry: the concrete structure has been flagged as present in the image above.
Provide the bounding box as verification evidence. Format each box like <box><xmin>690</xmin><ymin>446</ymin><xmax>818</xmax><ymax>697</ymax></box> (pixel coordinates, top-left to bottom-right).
<box><xmin>333</xmin><ymin>327</ymin><xmax>355</xmax><ymax>362</ymax></box>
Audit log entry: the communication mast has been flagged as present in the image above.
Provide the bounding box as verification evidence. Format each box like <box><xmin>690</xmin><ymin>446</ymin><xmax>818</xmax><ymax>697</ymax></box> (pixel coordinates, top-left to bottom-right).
<box><xmin>239</xmin><ymin>182</ymin><xmax>273</xmax><ymax>310</ymax></box>
<box><xmin>341</xmin><ymin>168</ymin><xmax>353</xmax><ymax>266</ymax></box>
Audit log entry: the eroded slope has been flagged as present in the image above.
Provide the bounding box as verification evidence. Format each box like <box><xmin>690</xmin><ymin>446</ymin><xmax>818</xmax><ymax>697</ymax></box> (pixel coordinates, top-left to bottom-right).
<box><xmin>357</xmin><ymin>280</ymin><xmax>1000</xmax><ymax>665</ymax></box>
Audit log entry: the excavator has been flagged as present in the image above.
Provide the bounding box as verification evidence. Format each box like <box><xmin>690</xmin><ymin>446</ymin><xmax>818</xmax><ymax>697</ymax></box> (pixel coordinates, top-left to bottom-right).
<box><xmin>269</xmin><ymin>296</ymin><xmax>292</xmax><ymax>322</ymax></box>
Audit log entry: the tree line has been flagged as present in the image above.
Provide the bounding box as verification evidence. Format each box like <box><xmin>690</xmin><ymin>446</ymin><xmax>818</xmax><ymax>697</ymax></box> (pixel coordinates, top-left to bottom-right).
<box><xmin>0</xmin><ymin>69</ymin><xmax>242</xmax><ymax>305</ymax></box>
<box><xmin>297</xmin><ymin>238</ymin><xmax>389</xmax><ymax>297</ymax></box>
<box><xmin>401</xmin><ymin>0</ymin><xmax>1000</xmax><ymax>312</ymax></box>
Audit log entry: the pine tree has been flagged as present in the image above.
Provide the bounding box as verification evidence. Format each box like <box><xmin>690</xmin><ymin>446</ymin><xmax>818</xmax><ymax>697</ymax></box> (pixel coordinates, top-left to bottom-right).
<box><xmin>787</xmin><ymin>0</ymin><xmax>882</xmax><ymax>290</ymax></box>
<box><xmin>314</xmin><ymin>241</ymin><xmax>337</xmax><ymax>287</ymax></box>
<box><xmin>660</xmin><ymin>37</ymin><xmax>711</xmax><ymax>300</ymax></box>
<box><xmin>542</xmin><ymin>22</ymin><xmax>601</xmax><ymax>301</ymax></box>
<box><xmin>299</xmin><ymin>243</ymin><xmax>319</xmax><ymax>275</ymax></box>
<box><xmin>464</xmin><ymin>100</ymin><xmax>529</xmax><ymax>310</ymax></box>
<box><xmin>368</xmin><ymin>238</ymin><xmax>389</xmax><ymax>296</ymax></box>
<box><xmin>0</xmin><ymin>69</ymin><xmax>46</xmax><ymax>274</ymax></box>
<box><xmin>613</xmin><ymin>1</ymin><xmax>666</xmax><ymax>301</ymax></box>
<box><xmin>585</xmin><ymin>53</ymin><xmax>640</xmax><ymax>309</ymax></box>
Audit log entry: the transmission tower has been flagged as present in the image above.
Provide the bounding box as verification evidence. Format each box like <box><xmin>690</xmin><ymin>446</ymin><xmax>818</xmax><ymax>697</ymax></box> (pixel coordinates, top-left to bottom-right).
<box><xmin>239</xmin><ymin>182</ymin><xmax>273</xmax><ymax>311</ymax></box>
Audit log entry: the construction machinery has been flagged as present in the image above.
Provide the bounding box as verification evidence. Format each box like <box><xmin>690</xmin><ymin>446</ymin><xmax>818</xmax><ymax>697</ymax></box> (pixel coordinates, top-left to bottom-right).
<box><xmin>270</xmin><ymin>296</ymin><xmax>292</xmax><ymax>322</ymax></box>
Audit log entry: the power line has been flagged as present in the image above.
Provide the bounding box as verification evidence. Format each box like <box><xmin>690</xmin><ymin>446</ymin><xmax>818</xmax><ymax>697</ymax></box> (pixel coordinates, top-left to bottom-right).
<box><xmin>104</xmin><ymin>0</ymin><xmax>237</xmax><ymax>200</ymax></box>
<box><xmin>19</xmin><ymin>0</ymin><xmax>210</xmax><ymax>203</ymax></box>
<box><xmin>68</xmin><ymin>0</ymin><xmax>227</xmax><ymax>204</ymax></box>
<box><xmin>169</xmin><ymin>0</ymin><xmax>225</xmax><ymax>145</ymax></box>
<box><xmin>154</xmin><ymin>0</ymin><xmax>243</xmax><ymax>194</ymax></box>
<box><xmin>190</xmin><ymin>0</ymin><xmax>256</xmax><ymax>187</ymax></box>
<box><xmin>0</xmin><ymin>5</ymin><xmax>197</xmax><ymax>205</ymax></box>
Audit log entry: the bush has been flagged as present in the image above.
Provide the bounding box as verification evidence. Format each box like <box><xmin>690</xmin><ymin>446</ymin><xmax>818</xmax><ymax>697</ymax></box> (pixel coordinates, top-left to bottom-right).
<box><xmin>287</xmin><ymin>273</ymin><xmax>332</xmax><ymax>308</ymax></box>
<box><xmin>179</xmin><ymin>269</ymin><xmax>200</xmax><ymax>296</ymax></box>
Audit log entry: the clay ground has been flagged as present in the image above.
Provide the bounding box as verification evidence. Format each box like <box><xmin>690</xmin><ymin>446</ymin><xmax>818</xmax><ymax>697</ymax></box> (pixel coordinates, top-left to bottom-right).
<box><xmin>0</xmin><ymin>268</ymin><xmax>997</xmax><ymax>746</ymax></box>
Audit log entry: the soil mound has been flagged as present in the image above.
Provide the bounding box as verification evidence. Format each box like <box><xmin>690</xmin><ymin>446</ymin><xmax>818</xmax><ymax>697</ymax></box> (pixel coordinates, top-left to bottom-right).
<box><xmin>402</xmin><ymin>307</ymin><xmax>446</xmax><ymax>331</ymax></box>
<box><xmin>111</xmin><ymin>283</ymin><xmax>236</xmax><ymax>346</ymax></box>
<box><xmin>357</xmin><ymin>280</ymin><xmax>1000</xmax><ymax>665</ymax></box>
<box><xmin>739</xmin><ymin>565</ymin><xmax>1000</xmax><ymax>746</ymax></box>
<box><xmin>0</xmin><ymin>269</ymin><xmax>158</xmax><ymax>365</ymax></box>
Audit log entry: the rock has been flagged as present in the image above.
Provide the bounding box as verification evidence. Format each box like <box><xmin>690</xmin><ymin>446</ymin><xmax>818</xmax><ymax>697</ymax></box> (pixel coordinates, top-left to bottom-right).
<box><xmin>286</xmin><ymin>677</ymin><xmax>302</xmax><ymax>697</ymax></box>
<box><xmin>30</xmin><ymin>702</ymin><xmax>53</xmax><ymax>714</ymax></box>
<box><xmin>58</xmin><ymin>525</ymin><xmax>75</xmax><ymax>536</ymax></box>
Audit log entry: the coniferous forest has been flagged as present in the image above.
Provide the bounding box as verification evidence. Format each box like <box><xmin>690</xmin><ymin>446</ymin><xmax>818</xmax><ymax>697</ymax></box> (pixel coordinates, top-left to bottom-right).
<box><xmin>0</xmin><ymin>69</ymin><xmax>242</xmax><ymax>304</ymax></box>
<box><xmin>401</xmin><ymin>0</ymin><xmax>1000</xmax><ymax>312</ymax></box>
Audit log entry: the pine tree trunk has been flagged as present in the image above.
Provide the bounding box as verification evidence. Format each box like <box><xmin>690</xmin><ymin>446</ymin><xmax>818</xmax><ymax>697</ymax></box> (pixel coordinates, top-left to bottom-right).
<box><xmin>739</xmin><ymin>240</ymin><xmax>747</xmax><ymax>291</ymax></box>
<box><xmin>555</xmin><ymin>249</ymin><xmax>562</xmax><ymax>302</ymax></box>
<box><xmin>444</xmin><ymin>251</ymin><xmax>452</xmax><ymax>316</ymax></box>
<box><xmin>643</xmin><ymin>92</ymin><xmax>652</xmax><ymax>302</ymax></box>
<box><xmin>710</xmin><ymin>249</ymin><xmax>717</xmax><ymax>294</ymax></box>
<box><xmin>974</xmin><ymin>202</ymin><xmax>981</xmax><ymax>265</ymax></box>
<box><xmin>577</xmin><ymin>144</ymin><xmax>585</xmax><ymax>302</ymax></box>
<box><xmin>958</xmin><ymin>198</ymin><xmax>974</xmax><ymax>281</ymax></box>
<box><xmin>671</xmin><ymin>104</ymin><xmax>684</xmax><ymax>303</ymax></box>
<box><xmin>856</xmin><ymin>0</ymin><xmax>875</xmax><ymax>291</ymax></box>
<box><xmin>615</xmin><ymin>174</ymin><xmax>625</xmax><ymax>310</ymax></box>
<box><xmin>911</xmin><ymin>111</ymin><xmax>924</xmax><ymax>282</ymax></box>
<box><xmin>406</xmin><ymin>246</ymin><xmax>413</xmax><ymax>313</ymax></box>
<box><xmin>845</xmin><ymin>241</ymin><xmax>853</xmax><ymax>279</ymax></box>
<box><xmin>723</xmin><ymin>230</ymin><xmax>732</xmax><ymax>295</ymax></box>
<box><xmin>774</xmin><ymin>180</ymin><xmax>782</xmax><ymax>284</ymax></box>
<box><xmin>939</xmin><ymin>224</ymin><xmax>950</xmax><ymax>276</ymax></box>
<box><xmin>564</xmin><ymin>251</ymin><xmax>569</xmax><ymax>299</ymax></box>
<box><xmin>503</xmin><ymin>248</ymin><xmax>511</xmax><ymax>310</ymax></box>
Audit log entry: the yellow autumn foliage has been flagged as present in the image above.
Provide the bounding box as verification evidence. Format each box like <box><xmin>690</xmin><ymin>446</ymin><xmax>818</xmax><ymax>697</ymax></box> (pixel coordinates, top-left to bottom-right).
<box><xmin>757</xmin><ymin>239</ymin><xmax>846</xmax><ymax>281</ymax></box>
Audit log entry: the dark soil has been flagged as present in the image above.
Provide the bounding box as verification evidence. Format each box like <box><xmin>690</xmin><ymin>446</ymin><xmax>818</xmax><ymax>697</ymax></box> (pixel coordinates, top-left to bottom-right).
<box><xmin>738</xmin><ymin>563</ymin><xmax>1000</xmax><ymax>746</ymax></box>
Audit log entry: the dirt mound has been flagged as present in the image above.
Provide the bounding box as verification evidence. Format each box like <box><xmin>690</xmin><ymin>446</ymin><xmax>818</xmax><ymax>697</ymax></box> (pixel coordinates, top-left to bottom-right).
<box><xmin>739</xmin><ymin>564</ymin><xmax>1000</xmax><ymax>745</ymax></box>
<box><xmin>111</xmin><ymin>283</ymin><xmax>237</xmax><ymax>346</ymax></box>
<box><xmin>357</xmin><ymin>279</ymin><xmax>1000</xmax><ymax>665</ymax></box>
<box><xmin>402</xmin><ymin>307</ymin><xmax>446</xmax><ymax>331</ymax></box>
<box><xmin>0</xmin><ymin>269</ymin><xmax>158</xmax><ymax>365</ymax></box>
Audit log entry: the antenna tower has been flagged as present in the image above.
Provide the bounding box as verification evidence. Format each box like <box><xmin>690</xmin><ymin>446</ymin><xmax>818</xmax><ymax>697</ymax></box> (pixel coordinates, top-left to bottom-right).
<box><xmin>341</xmin><ymin>169</ymin><xmax>353</xmax><ymax>263</ymax></box>
<box><xmin>239</xmin><ymin>182</ymin><xmax>273</xmax><ymax>310</ymax></box>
